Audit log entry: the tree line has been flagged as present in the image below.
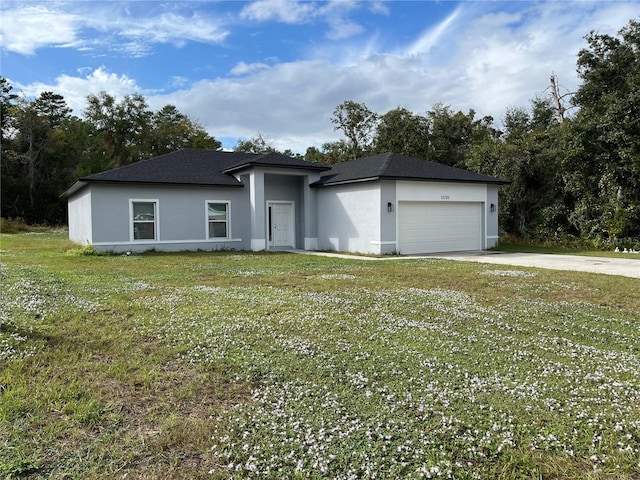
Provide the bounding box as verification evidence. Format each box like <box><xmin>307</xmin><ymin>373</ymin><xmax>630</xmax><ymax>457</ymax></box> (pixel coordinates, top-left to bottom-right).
<box><xmin>1</xmin><ymin>19</ymin><xmax>638</xmax><ymax>245</ymax></box>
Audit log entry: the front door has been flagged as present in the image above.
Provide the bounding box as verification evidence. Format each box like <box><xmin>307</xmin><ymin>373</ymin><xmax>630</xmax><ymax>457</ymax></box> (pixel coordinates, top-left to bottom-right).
<box><xmin>268</xmin><ymin>202</ymin><xmax>295</xmax><ymax>248</ymax></box>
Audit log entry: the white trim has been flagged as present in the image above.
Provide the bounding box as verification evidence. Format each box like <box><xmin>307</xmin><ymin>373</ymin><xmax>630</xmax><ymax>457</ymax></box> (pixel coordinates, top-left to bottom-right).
<box><xmin>251</xmin><ymin>238</ymin><xmax>266</xmax><ymax>251</ymax></box>
<box><xmin>304</xmin><ymin>237</ymin><xmax>318</xmax><ymax>250</ymax></box>
<box><xmin>93</xmin><ymin>238</ymin><xmax>243</xmax><ymax>246</ymax></box>
<box><xmin>205</xmin><ymin>200</ymin><xmax>231</xmax><ymax>240</ymax></box>
<box><xmin>370</xmin><ymin>241</ymin><xmax>397</xmax><ymax>245</ymax></box>
<box><xmin>129</xmin><ymin>199</ymin><xmax>159</xmax><ymax>242</ymax></box>
<box><xmin>486</xmin><ymin>235</ymin><xmax>499</xmax><ymax>239</ymax></box>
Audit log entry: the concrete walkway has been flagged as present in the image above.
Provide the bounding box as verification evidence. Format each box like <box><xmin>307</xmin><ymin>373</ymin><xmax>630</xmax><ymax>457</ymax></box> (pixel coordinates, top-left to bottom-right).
<box><xmin>289</xmin><ymin>250</ymin><xmax>640</xmax><ymax>279</ymax></box>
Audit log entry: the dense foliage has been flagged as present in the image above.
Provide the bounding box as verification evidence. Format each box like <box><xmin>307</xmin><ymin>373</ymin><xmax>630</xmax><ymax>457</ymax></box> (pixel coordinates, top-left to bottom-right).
<box><xmin>1</xmin><ymin>19</ymin><xmax>638</xmax><ymax>244</ymax></box>
<box><xmin>0</xmin><ymin>86</ymin><xmax>221</xmax><ymax>224</ymax></box>
<box><xmin>322</xmin><ymin>20</ymin><xmax>640</xmax><ymax>245</ymax></box>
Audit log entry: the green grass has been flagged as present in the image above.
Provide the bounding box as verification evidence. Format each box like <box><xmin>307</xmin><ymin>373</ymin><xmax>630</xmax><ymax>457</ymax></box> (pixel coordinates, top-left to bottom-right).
<box><xmin>493</xmin><ymin>241</ymin><xmax>640</xmax><ymax>259</ymax></box>
<box><xmin>1</xmin><ymin>232</ymin><xmax>639</xmax><ymax>479</ymax></box>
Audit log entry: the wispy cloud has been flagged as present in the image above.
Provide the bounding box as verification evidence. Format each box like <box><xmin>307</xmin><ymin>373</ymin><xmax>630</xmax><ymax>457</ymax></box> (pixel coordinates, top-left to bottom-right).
<box><xmin>240</xmin><ymin>0</ymin><xmax>383</xmax><ymax>40</ymax></box>
<box><xmin>240</xmin><ymin>0</ymin><xmax>316</xmax><ymax>24</ymax></box>
<box><xmin>230</xmin><ymin>62</ymin><xmax>271</xmax><ymax>76</ymax></box>
<box><xmin>406</xmin><ymin>5</ymin><xmax>463</xmax><ymax>56</ymax></box>
<box><xmin>0</xmin><ymin>2</ymin><xmax>229</xmax><ymax>56</ymax></box>
<box><xmin>0</xmin><ymin>5</ymin><xmax>79</xmax><ymax>55</ymax></box>
<box><xmin>319</xmin><ymin>1</ymin><xmax>364</xmax><ymax>40</ymax></box>
<box><xmin>90</xmin><ymin>11</ymin><xmax>230</xmax><ymax>47</ymax></box>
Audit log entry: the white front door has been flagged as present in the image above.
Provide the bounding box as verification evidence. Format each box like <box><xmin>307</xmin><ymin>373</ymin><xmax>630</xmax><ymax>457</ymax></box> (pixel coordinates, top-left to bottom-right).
<box><xmin>269</xmin><ymin>202</ymin><xmax>295</xmax><ymax>248</ymax></box>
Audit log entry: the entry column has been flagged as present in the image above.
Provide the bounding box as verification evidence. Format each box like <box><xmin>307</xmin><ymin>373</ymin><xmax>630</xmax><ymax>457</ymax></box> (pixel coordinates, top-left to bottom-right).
<box><xmin>249</xmin><ymin>170</ymin><xmax>266</xmax><ymax>251</ymax></box>
<box><xmin>303</xmin><ymin>174</ymin><xmax>320</xmax><ymax>250</ymax></box>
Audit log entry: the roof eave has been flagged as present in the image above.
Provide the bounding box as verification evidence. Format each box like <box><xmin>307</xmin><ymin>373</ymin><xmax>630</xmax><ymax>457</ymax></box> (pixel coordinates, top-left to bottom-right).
<box><xmin>223</xmin><ymin>162</ymin><xmax>331</xmax><ymax>175</ymax></box>
<box><xmin>311</xmin><ymin>176</ymin><xmax>381</xmax><ymax>187</ymax></box>
<box><xmin>313</xmin><ymin>175</ymin><xmax>509</xmax><ymax>187</ymax></box>
<box><xmin>387</xmin><ymin>176</ymin><xmax>510</xmax><ymax>185</ymax></box>
<box><xmin>60</xmin><ymin>181</ymin><xmax>88</xmax><ymax>198</ymax></box>
<box><xmin>63</xmin><ymin>178</ymin><xmax>244</xmax><ymax>196</ymax></box>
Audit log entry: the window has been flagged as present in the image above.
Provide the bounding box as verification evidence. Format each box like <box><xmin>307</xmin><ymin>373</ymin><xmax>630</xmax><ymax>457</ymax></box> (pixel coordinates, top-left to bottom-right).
<box><xmin>131</xmin><ymin>201</ymin><xmax>157</xmax><ymax>240</ymax></box>
<box><xmin>207</xmin><ymin>202</ymin><xmax>229</xmax><ymax>238</ymax></box>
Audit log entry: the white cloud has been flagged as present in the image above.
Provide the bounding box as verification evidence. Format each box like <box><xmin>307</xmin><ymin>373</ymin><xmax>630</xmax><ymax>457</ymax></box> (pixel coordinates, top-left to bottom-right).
<box><xmin>93</xmin><ymin>12</ymin><xmax>230</xmax><ymax>46</ymax></box>
<box><xmin>16</xmin><ymin>67</ymin><xmax>144</xmax><ymax>115</ymax></box>
<box><xmin>0</xmin><ymin>3</ymin><xmax>229</xmax><ymax>56</ymax></box>
<box><xmin>240</xmin><ymin>0</ymin><xmax>316</xmax><ymax>24</ymax></box>
<box><xmin>406</xmin><ymin>5</ymin><xmax>463</xmax><ymax>57</ymax></box>
<box><xmin>319</xmin><ymin>1</ymin><xmax>364</xmax><ymax>40</ymax></box>
<box><xmin>0</xmin><ymin>5</ymin><xmax>79</xmax><ymax>55</ymax></box>
<box><xmin>230</xmin><ymin>62</ymin><xmax>271</xmax><ymax>76</ymax></box>
<box><xmin>10</xmin><ymin>1</ymin><xmax>639</xmax><ymax>154</ymax></box>
<box><xmin>154</xmin><ymin>1</ymin><xmax>638</xmax><ymax>153</ymax></box>
<box><xmin>369</xmin><ymin>1</ymin><xmax>389</xmax><ymax>16</ymax></box>
<box><xmin>241</xmin><ymin>0</ymin><xmax>373</xmax><ymax>40</ymax></box>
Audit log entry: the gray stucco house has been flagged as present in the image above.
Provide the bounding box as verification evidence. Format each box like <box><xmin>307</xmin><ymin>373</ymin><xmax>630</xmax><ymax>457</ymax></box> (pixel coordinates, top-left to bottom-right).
<box><xmin>63</xmin><ymin>149</ymin><xmax>507</xmax><ymax>255</ymax></box>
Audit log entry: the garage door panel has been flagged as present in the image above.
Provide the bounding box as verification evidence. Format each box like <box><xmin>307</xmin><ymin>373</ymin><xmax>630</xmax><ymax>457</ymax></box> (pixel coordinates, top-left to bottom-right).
<box><xmin>398</xmin><ymin>202</ymin><xmax>482</xmax><ymax>254</ymax></box>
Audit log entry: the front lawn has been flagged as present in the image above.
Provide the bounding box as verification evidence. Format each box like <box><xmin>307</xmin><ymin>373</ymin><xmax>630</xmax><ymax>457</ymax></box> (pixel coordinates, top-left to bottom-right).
<box><xmin>1</xmin><ymin>233</ymin><xmax>639</xmax><ymax>479</ymax></box>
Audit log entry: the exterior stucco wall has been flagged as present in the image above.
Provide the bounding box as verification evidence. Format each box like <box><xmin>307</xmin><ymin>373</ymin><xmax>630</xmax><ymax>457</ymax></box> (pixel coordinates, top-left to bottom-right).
<box><xmin>85</xmin><ymin>183</ymin><xmax>250</xmax><ymax>253</ymax></box>
<box><xmin>378</xmin><ymin>181</ymin><xmax>398</xmax><ymax>254</ymax></box>
<box><xmin>486</xmin><ymin>184</ymin><xmax>500</xmax><ymax>248</ymax></box>
<box><xmin>67</xmin><ymin>172</ymin><xmax>501</xmax><ymax>255</ymax></box>
<box><xmin>396</xmin><ymin>181</ymin><xmax>488</xmax><ymax>202</ymax></box>
<box><xmin>316</xmin><ymin>182</ymin><xmax>382</xmax><ymax>254</ymax></box>
<box><xmin>67</xmin><ymin>187</ymin><xmax>92</xmax><ymax>245</ymax></box>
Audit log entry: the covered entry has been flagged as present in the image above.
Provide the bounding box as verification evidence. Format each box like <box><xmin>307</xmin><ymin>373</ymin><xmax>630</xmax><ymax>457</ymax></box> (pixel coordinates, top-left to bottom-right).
<box><xmin>398</xmin><ymin>201</ymin><xmax>483</xmax><ymax>254</ymax></box>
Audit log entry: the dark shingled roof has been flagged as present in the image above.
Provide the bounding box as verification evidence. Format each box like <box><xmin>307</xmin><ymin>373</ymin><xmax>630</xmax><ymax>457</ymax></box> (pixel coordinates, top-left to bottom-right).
<box><xmin>311</xmin><ymin>152</ymin><xmax>508</xmax><ymax>187</ymax></box>
<box><xmin>223</xmin><ymin>151</ymin><xmax>331</xmax><ymax>174</ymax></box>
<box><xmin>62</xmin><ymin>149</ymin><xmax>328</xmax><ymax>197</ymax></box>
<box><xmin>62</xmin><ymin>150</ymin><xmax>507</xmax><ymax>198</ymax></box>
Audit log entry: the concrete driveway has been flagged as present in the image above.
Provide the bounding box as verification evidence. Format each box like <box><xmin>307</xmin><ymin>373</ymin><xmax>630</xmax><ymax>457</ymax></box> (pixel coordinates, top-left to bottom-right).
<box><xmin>293</xmin><ymin>250</ymin><xmax>640</xmax><ymax>278</ymax></box>
<box><xmin>426</xmin><ymin>251</ymin><xmax>640</xmax><ymax>279</ymax></box>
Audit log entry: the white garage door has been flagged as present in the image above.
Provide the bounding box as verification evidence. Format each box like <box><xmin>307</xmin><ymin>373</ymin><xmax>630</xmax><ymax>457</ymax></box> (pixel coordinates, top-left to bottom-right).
<box><xmin>398</xmin><ymin>202</ymin><xmax>482</xmax><ymax>254</ymax></box>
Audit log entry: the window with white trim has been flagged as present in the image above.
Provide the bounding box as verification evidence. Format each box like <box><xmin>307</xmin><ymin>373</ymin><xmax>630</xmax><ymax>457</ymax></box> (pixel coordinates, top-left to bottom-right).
<box><xmin>207</xmin><ymin>201</ymin><xmax>229</xmax><ymax>239</ymax></box>
<box><xmin>131</xmin><ymin>200</ymin><xmax>157</xmax><ymax>240</ymax></box>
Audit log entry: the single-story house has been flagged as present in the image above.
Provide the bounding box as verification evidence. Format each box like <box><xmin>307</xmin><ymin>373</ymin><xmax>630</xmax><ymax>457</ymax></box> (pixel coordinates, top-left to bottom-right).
<box><xmin>62</xmin><ymin>149</ymin><xmax>507</xmax><ymax>255</ymax></box>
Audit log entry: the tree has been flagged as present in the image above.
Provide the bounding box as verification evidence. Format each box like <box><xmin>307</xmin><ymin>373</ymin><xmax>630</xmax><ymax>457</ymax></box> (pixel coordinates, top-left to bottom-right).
<box><xmin>34</xmin><ymin>92</ymin><xmax>72</xmax><ymax>128</ymax></box>
<box><xmin>234</xmin><ymin>133</ymin><xmax>277</xmax><ymax>153</ymax></box>
<box><xmin>547</xmin><ymin>73</ymin><xmax>574</xmax><ymax>124</ymax></box>
<box><xmin>319</xmin><ymin>140</ymin><xmax>351</xmax><ymax>164</ymax></box>
<box><xmin>0</xmin><ymin>88</ymin><xmax>222</xmax><ymax>225</ymax></box>
<box><xmin>304</xmin><ymin>146</ymin><xmax>327</xmax><ymax>164</ymax></box>
<box><xmin>467</xmin><ymin>99</ymin><xmax>567</xmax><ymax>238</ymax></box>
<box><xmin>373</xmin><ymin>107</ymin><xmax>430</xmax><ymax>159</ymax></box>
<box><xmin>1</xmin><ymin>91</ymin><xmax>74</xmax><ymax>223</ymax></box>
<box><xmin>0</xmin><ymin>77</ymin><xmax>17</xmax><ymax>148</ymax></box>
<box><xmin>426</xmin><ymin>104</ymin><xmax>496</xmax><ymax>168</ymax></box>
<box><xmin>84</xmin><ymin>92</ymin><xmax>153</xmax><ymax>167</ymax></box>
<box><xmin>331</xmin><ymin>100</ymin><xmax>378</xmax><ymax>160</ymax></box>
<box><xmin>150</xmin><ymin>105</ymin><xmax>221</xmax><ymax>155</ymax></box>
<box><xmin>565</xmin><ymin>19</ymin><xmax>640</xmax><ymax>239</ymax></box>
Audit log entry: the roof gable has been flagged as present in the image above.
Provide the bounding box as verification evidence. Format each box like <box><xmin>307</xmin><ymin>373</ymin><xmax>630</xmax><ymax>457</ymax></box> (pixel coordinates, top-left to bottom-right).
<box><xmin>312</xmin><ymin>152</ymin><xmax>508</xmax><ymax>186</ymax></box>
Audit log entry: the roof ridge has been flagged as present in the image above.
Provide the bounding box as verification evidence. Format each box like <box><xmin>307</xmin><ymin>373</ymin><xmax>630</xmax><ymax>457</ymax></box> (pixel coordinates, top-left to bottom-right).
<box><xmin>378</xmin><ymin>152</ymin><xmax>396</xmax><ymax>176</ymax></box>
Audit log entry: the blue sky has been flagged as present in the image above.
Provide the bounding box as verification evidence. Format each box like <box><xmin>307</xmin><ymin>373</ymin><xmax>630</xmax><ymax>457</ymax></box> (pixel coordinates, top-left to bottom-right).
<box><xmin>1</xmin><ymin>1</ymin><xmax>638</xmax><ymax>152</ymax></box>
